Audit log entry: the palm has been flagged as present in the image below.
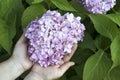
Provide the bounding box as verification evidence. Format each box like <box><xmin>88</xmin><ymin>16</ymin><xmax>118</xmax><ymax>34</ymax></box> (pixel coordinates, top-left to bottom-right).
<box><xmin>32</xmin><ymin>44</ymin><xmax>77</xmax><ymax>80</ymax></box>
<box><xmin>12</xmin><ymin>34</ymin><xmax>32</xmax><ymax>70</ymax></box>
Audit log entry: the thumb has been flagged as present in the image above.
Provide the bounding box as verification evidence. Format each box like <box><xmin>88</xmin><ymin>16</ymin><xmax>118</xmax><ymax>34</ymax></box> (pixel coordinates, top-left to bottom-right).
<box><xmin>17</xmin><ymin>33</ymin><xmax>27</xmax><ymax>44</ymax></box>
<box><xmin>59</xmin><ymin>61</ymin><xmax>75</xmax><ymax>74</ymax></box>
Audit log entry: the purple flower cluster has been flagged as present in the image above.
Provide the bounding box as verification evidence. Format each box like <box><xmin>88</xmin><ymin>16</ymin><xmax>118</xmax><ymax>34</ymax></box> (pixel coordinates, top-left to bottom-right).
<box><xmin>79</xmin><ymin>0</ymin><xmax>116</xmax><ymax>14</ymax></box>
<box><xmin>25</xmin><ymin>10</ymin><xmax>85</xmax><ymax>67</ymax></box>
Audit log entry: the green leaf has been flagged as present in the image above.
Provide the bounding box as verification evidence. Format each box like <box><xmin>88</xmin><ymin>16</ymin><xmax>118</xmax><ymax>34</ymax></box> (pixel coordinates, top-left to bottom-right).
<box><xmin>84</xmin><ymin>18</ymin><xmax>95</xmax><ymax>34</ymax></box>
<box><xmin>32</xmin><ymin>0</ymin><xmax>43</xmax><ymax>4</ymax></box>
<box><xmin>6</xmin><ymin>13</ymin><xmax>17</xmax><ymax>40</ymax></box>
<box><xmin>104</xmin><ymin>66</ymin><xmax>120</xmax><ymax>80</ymax></box>
<box><xmin>0</xmin><ymin>0</ymin><xmax>23</xmax><ymax>39</ymax></box>
<box><xmin>58</xmin><ymin>75</ymin><xmax>66</xmax><ymax>80</ymax></box>
<box><xmin>0</xmin><ymin>0</ymin><xmax>22</xmax><ymax>19</ymax></box>
<box><xmin>111</xmin><ymin>35</ymin><xmax>120</xmax><ymax>67</ymax></box>
<box><xmin>106</xmin><ymin>14</ymin><xmax>120</xmax><ymax>27</ymax></box>
<box><xmin>79</xmin><ymin>32</ymin><xmax>96</xmax><ymax>52</ymax></box>
<box><xmin>94</xmin><ymin>36</ymin><xmax>111</xmax><ymax>50</ymax></box>
<box><xmin>22</xmin><ymin>4</ymin><xmax>46</xmax><ymax>28</ymax></box>
<box><xmin>114</xmin><ymin>0</ymin><xmax>120</xmax><ymax>12</ymax></box>
<box><xmin>26</xmin><ymin>0</ymin><xmax>43</xmax><ymax>5</ymax></box>
<box><xmin>0</xmin><ymin>19</ymin><xmax>13</xmax><ymax>54</ymax></box>
<box><xmin>74</xmin><ymin>63</ymin><xmax>84</xmax><ymax>79</ymax></box>
<box><xmin>0</xmin><ymin>53</ymin><xmax>10</xmax><ymax>62</ymax></box>
<box><xmin>89</xmin><ymin>14</ymin><xmax>119</xmax><ymax>41</ymax></box>
<box><xmin>72</xmin><ymin>49</ymin><xmax>93</xmax><ymax>80</ymax></box>
<box><xmin>104</xmin><ymin>75</ymin><xmax>110</xmax><ymax>80</ymax></box>
<box><xmin>0</xmin><ymin>46</ymin><xmax>1</xmax><ymax>52</ymax></box>
<box><xmin>0</xmin><ymin>0</ymin><xmax>24</xmax><ymax>54</ymax></box>
<box><xmin>0</xmin><ymin>0</ymin><xmax>13</xmax><ymax>19</ymax></box>
<box><xmin>20</xmin><ymin>70</ymin><xmax>31</xmax><ymax>79</ymax></box>
<box><xmin>69</xmin><ymin>76</ymin><xmax>80</xmax><ymax>80</ymax></box>
<box><xmin>70</xmin><ymin>1</ymin><xmax>89</xmax><ymax>14</ymax></box>
<box><xmin>83</xmin><ymin>50</ymin><xmax>112</xmax><ymax>80</ymax></box>
<box><xmin>72</xmin><ymin>48</ymin><xmax>93</xmax><ymax>64</ymax></box>
<box><xmin>51</xmin><ymin>0</ymin><xmax>76</xmax><ymax>11</ymax></box>
<box><xmin>109</xmin><ymin>65</ymin><xmax>120</xmax><ymax>80</ymax></box>
<box><xmin>26</xmin><ymin>0</ymin><xmax>33</xmax><ymax>5</ymax></box>
<box><xmin>65</xmin><ymin>68</ymin><xmax>77</xmax><ymax>79</ymax></box>
<box><xmin>69</xmin><ymin>1</ymin><xmax>88</xmax><ymax>21</ymax></box>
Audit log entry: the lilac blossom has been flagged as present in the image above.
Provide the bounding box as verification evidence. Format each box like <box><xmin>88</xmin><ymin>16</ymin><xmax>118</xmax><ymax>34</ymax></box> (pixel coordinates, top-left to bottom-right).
<box><xmin>77</xmin><ymin>0</ymin><xmax>116</xmax><ymax>14</ymax></box>
<box><xmin>25</xmin><ymin>10</ymin><xmax>85</xmax><ymax>67</ymax></box>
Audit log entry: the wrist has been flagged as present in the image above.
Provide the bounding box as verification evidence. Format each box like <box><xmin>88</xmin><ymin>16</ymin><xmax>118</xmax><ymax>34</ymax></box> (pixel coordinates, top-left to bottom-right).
<box><xmin>9</xmin><ymin>57</ymin><xmax>25</xmax><ymax>79</ymax></box>
<box><xmin>10</xmin><ymin>57</ymin><xmax>25</xmax><ymax>71</ymax></box>
<box><xmin>24</xmin><ymin>71</ymin><xmax>44</xmax><ymax>80</ymax></box>
<box><xmin>11</xmin><ymin>55</ymin><xmax>32</xmax><ymax>71</ymax></box>
<box><xmin>0</xmin><ymin>58</ymin><xmax>25</xmax><ymax>80</ymax></box>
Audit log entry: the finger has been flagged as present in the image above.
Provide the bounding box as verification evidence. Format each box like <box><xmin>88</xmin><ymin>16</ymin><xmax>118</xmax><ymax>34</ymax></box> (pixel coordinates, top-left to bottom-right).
<box><xmin>63</xmin><ymin>44</ymin><xmax>77</xmax><ymax>62</ymax></box>
<box><xmin>58</xmin><ymin>61</ymin><xmax>75</xmax><ymax>74</ymax></box>
<box><xmin>58</xmin><ymin>60</ymin><xmax>64</xmax><ymax>65</ymax></box>
<box><xmin>33</xmin><ymin>63</ymin><xmax>60</xmax><ymax>71</ymax></box>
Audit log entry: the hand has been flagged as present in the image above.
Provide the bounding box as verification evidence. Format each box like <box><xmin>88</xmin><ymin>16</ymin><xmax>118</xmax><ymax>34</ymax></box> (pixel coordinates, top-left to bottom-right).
<box><xmin>24</xmin><ymin>44</ymin><xmax>77</xmax><ymax>80</ymax></box>
<box><xmin>0</xmin><ymin>34</ymin><xmax>33</xmax><ymax>80</ymax></box>
<box><xmin>11</xmin><ymin>33</ymin><xmax>32</xmax><ymax>71</ymax></box>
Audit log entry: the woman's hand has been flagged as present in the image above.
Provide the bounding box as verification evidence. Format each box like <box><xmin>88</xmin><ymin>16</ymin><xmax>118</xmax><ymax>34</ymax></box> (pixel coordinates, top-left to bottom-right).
<box><xmin>24</xmin><ymin>44</ymin><xmax>77</xmax><ymax>80</ymax></box>
<box><xmin>0</xmin><ymin>34</ymin><xmax>32</xmax><ymax>80</ymax></box>
<box><xmin>12</xmin><ymin>33</ymin><xmax>32</xmax><ymax>71</ymax></box>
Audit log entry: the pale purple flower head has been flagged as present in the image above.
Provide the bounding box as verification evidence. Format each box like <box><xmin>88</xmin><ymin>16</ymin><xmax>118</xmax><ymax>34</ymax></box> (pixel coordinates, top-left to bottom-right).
<box><xmin>25</xmin><ymin>10</ymin><xmax>85</xmax><ymax>67</ymax></box>
<box><xmin>78</xmin><ymin>0</ymin><xmax>116</xmax><ymax>14</ymax></box>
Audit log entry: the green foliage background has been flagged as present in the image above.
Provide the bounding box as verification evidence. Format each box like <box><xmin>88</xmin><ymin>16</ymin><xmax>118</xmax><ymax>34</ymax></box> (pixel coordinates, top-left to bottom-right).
<box><xmin>0</xmin><ymin>0</ymin><xmax>120</xmax><ymax>80</ymax></box>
